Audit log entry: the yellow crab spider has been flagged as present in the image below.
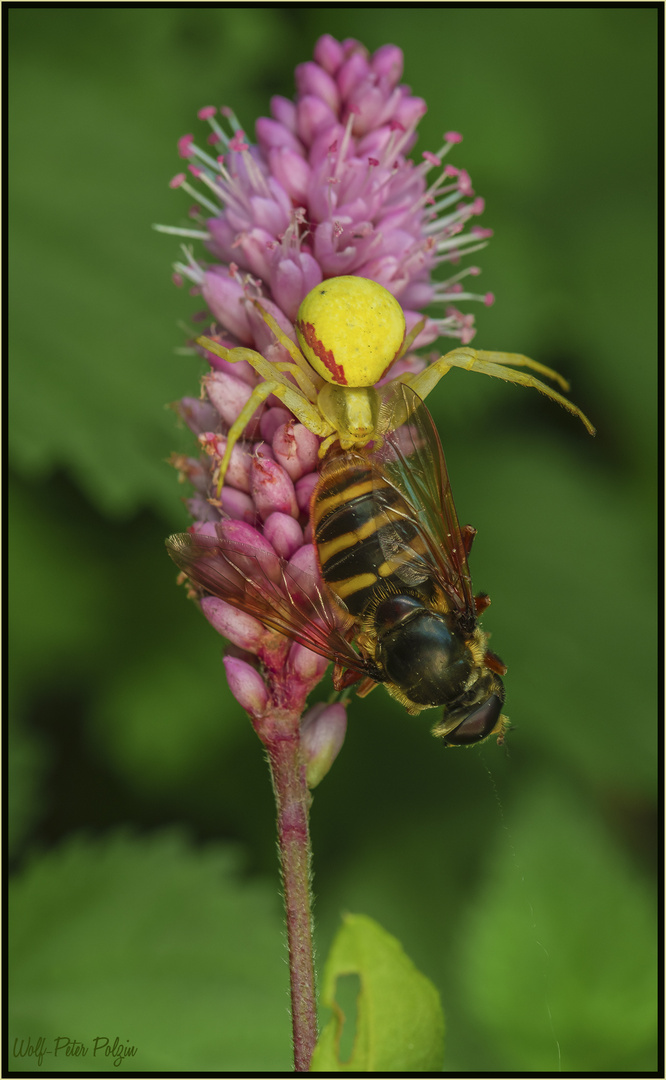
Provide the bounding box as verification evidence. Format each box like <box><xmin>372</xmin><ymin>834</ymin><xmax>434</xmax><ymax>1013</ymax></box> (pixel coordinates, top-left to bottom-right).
<box><xmin>198</xmin><ymin>276</ymin><xmax>595</xmax><ymax>494</ymax></box>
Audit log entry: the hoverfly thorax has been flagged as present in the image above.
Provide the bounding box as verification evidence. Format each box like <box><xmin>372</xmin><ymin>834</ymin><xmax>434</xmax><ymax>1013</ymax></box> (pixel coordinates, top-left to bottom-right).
<box><xmin>374</xmin><ymin>597</ymin><xmax>473</xmax><ymax>707</ymax></box>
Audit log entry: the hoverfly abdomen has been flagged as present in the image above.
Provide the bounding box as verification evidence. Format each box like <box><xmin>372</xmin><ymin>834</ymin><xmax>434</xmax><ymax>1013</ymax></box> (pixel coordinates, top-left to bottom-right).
<box><xmin>312</xmin><ymin>453</ymin><xmax>429</xmax><ymax>619</ymax></box>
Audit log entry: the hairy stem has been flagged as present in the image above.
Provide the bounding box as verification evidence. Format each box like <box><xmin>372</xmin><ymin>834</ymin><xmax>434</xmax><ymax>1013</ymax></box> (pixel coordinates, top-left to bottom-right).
<box><xmin>268</xmin><ymin>731</ymin><xmax>317</xmax><ymax>1072</ymax></box>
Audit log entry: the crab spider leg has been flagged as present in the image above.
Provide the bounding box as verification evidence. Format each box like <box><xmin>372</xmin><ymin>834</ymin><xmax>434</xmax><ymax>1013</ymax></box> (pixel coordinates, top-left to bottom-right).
<box><xmin>252</xmin><ymin>303</ymin><xmax>326</xmax><ymax>394</ymax></box>
<box><xmin>460</xmin><ymin>349</ymin><xmax>572</xmax><ymax>391</ymax></box>
<box><xmin>214</xmin><ymin>374</ymin><xmax>334</xmax><ymax>496</ymax></box>
<box><xmin>403</xmin><ymin>349</ymin><xmax>596</xmax><ymax>435</ymax></box>
<box><xmin>198</xmin><ymin>337</ymin><xmax>321</xmax><ymax>404</ymax></box>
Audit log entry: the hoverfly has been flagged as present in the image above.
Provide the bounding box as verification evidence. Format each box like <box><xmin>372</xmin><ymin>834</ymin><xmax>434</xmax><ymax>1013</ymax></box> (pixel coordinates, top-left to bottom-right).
<box><xmin>167</xmin><ymin>382</ymin><xmax>508</xmax><ymax>746</ymax></box>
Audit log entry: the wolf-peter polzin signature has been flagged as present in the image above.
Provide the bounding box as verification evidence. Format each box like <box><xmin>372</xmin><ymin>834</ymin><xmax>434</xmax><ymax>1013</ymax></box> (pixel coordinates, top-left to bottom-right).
<box><xmin>13</xmin><ymin>1035</ymin><xmax>138</xmax><ymax>1068</ymax></box>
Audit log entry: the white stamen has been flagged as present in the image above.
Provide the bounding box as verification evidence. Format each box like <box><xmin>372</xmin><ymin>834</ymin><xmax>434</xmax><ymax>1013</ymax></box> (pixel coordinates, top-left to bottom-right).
<box><xmin>153</xmin><ymin>224</ymin><xmax>211</xmax><ymax>239</ymax></box>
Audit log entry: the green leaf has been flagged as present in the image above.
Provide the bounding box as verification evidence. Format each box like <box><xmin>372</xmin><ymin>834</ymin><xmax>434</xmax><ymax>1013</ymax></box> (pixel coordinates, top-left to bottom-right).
<box><xmin>459</xmin><ymin>779</ymin><xmax>658</xmax><ymax>1071</ymax></box>
<box><xmin>9</xmin><ymin>831</ymin><xmax>292</xmax><ymax>1071</ymax></box>
<box><xmin>311</xmin><ymin>912</ymin><xmax>445</xmax><ymax>1072</ymax></box>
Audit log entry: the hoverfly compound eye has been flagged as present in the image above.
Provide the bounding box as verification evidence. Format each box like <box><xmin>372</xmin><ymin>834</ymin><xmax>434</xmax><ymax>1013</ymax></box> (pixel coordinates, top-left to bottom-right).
<box><xmin>444</xmin><ymin>693</ymin><xmax>504</xmax><ymax>746</ymax></box>
<box><xmin>295</xmin><ymin>276</ymin><xmax>406</xmax><ymax>387</ymax></box>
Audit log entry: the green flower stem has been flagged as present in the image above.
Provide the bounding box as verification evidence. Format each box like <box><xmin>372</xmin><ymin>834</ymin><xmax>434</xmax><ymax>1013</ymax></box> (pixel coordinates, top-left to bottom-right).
<box><xmin>267</xmin><ymin>728</ymin><xmax>317</xmax><ymax>1072</ymax></box>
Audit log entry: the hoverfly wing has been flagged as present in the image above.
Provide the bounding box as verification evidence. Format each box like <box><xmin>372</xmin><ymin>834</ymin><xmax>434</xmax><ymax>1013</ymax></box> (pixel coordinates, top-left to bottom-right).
<box><xmin>373</xmin><ymin>382</ymin><xmax>475</xmax><ymax>615</ymax></box>
<box><xmin>166</xmin><ymin>531</ymin><xmax>375</xmax><ymax>677</ymax></box>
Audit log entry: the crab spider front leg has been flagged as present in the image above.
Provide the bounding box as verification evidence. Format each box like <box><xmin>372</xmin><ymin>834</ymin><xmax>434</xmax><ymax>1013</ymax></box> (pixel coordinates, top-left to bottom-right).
<box><xmin>216</xmin><ymin>378</ymin><xmax>333</xmax><ymax>495</ymax></box>
<box><xmin>198</xmin><ymin>337</ymin><xmax>335</xmax><ymax>493</ymax></box>
<box><xmin>403</xmin><ymin>347</ymin><xmax>596</xmax><ymax>436</ymax></box>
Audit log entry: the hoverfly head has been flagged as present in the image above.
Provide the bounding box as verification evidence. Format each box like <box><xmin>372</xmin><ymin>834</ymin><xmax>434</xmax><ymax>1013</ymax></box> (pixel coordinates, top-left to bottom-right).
<box><xmin>434</xmin><ymin>669</ymin><xmax>507</xmax><ymax>746</ymax></box>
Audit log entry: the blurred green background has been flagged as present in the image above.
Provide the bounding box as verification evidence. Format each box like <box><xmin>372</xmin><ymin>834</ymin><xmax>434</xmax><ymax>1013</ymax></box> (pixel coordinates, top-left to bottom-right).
<box><xmin>9</xmin><ymin>6</ymin><xmax>658</xmax><ymax>1073</ymax></box>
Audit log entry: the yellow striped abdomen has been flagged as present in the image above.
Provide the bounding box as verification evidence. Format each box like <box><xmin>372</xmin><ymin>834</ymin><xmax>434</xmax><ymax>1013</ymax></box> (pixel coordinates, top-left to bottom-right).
<box><xmin>311</xmin><ymin>453</ymin><xmax>428</xmax><ymax>619</ymax></box>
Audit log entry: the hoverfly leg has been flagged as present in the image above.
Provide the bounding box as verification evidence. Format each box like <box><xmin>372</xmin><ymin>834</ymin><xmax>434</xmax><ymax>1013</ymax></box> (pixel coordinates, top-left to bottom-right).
<box><xmin>474</xmin><ymin>592</ymin><xmax>491</xmax><ymax>615</ymax></box>
<box><xmin>356</xmin><ymin>676</ymin><xmax>379</xmax><ymax>698</ymax></box>
<box><xmin>484</xmin><ymin>648</ymin><xmax>507</xmax><ymax>677</ymax></box>
<box><xmin>332</xmin><ymin>663</ymin><xmax>364</xmax><ymax>692</ymax></box>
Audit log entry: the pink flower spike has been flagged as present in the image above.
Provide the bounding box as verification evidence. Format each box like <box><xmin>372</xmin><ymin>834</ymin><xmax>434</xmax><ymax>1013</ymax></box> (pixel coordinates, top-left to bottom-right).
<box><xmin>423</xmin><ymin>151</ymin><xmax>441</xmax><ymax>167</ymax></box>
<box><xmin>198</xmin><ymin>106</ymin><xmax>217</xmax><ymax>120</ymax></box>
<box><xmin>444</xmin><ymin>131</ymin><xmax>463</xmax><ymax>143</ymax></box>
<box><xmin>187</xmin><ymin>164</ymin><xmax>202</xmax><ymax>179</ymax></box>
<box><xmin>177</xmin><ymin>134</ymin><xmax>194</xmax><ymax>158</ymax></box>
<box><xmin>169</xmin><ymin>173</ymin><xmax>186</xmax><ymax>189</ymax></box>
<box><xmin>484</xmin><ymin>292</ymin><xmax>495</xmax><ymax>306</ymax></box>
<box><xmin>223</xmin><ymin>655</ymin><xmax>269</xmax><ymax>716</ymax></box>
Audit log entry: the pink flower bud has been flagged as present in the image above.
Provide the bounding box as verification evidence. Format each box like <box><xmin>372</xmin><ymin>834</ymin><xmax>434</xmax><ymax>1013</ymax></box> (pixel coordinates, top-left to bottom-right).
<box><xmin>394</xmin><ymin>94</ymin><xmax>427</xmax><ymax>129</ymax></box>
<box><xmin>262</xmin><ymin>512</ymin><xmax>304</xmax><ymax>559</ymax></box>
<box><xmin>301</xmin><ymin>702</ymin><xmax>348</xmax><ymax>787</ymax></box>
<box><xmin>204</xmin><ymin>351</ymin><xmax>259</xmax><ymax>386</ymax></box>
<box><xmin>223</xmin><ymin>656</ymin><xmax>269</xmax><ymax>715</ymax></box>
<box><xmin>202</xmin><ymin>272</ymin><xmax>254</xmax><ymax>344</ymax></box>
<box><xmin>220</xmin><ymin>487</ymin><xmax>256</xmax><ymax>522</ymax></box>
<box><xmin>201</xmin><ymin>596</ymin><xmax>269</xmax><ymax>652</ymax></box>
<box><xmin>349</xmin><ymin>84</ymin><xmax>386</xmax><ymax>136</ymax></box>
<box><xmin>400</xmin><ymin>281</ymin><xmax>435</xmax><ymax>309</ymax></box>
<box><xmin>272</xmin><ymin>422</ymin><xmax>320</xmax><ymax>480</ymax></box>
<box><xmin>233</xmin><ymin>226</ymin><xmax>275</xmax><ymax>282</ymax></box>
<box><xmin>295</xmin><ymin>61</ymin><xmax>341</xmax><ymax>113</ymax></box>
<box><xmin>248</xmin><ymin>192</ymin><xmax>290</xmax><ymax>236</ymax></box>
<box><xmin>204</xmin><ymin>370</ymin><xmax>263</xmax><ymax>431</ymax></box>
<box><xmin>176</xmin><ymin>397</ymin><xmax>220</xmax><ymax>435</ymax></box>
<box><xmin>260</xmin><ymin>407</ymin><xmax>293</xmax><ymax>443</ymax></box>
<box><xmin>287</xmin><ymin>544</ymin><xmax>320</xmax><ymax>604</ymax></box>
<box><xmin>269</xmin><ymin>95</ymin><xmax>298</xmax><ymax>133</ymax></box>
<box><xmin>171</xmin><ymin>453</ymin><xmax>210</xmax><ymax>493</ymax></box>
<box><xmin>296</xmin><ymin>95</ymin><xmax>338</xmax><ymax>146</ymax></box>
<box><xmin>250</xmin><ymin>454</ymin><xmax>298</xmax><ymax>520</ymax></box>
<box><xmin>268</xmin><ymin>148</ymin><xmax>312</xmax><ymax>206</ymax></box>
<box><xmin>313</xmin><ymin>34</ymin><xmax>344</xmax><ymax>75</ymax></box>
<box><xmin>295</xmin><ymin>472</ymin><xmax>319</xmax><ymax>515</ymax></box>
<box><xmin>247</xmin><ymin>297</ymin><xmax>298</xmax><ymax>358</ymax></box>
<box><xmin>186</xmin><ymin>496</ymin><xmax>219</xmax><ymax>524</ymax></box>
<box><xmin>255</xmin><ymin>116</ymin><xmax>305</xmax><ymax>157</ymax></box>
<box><xmin>270</xmin><ymin>252</ymin><xmax>323</xmax><ymax>322</ymax></box>
<box><xmin>199</xmin><ymin>433</ymin><xmax>253</xmax><ymax>492</ymax></box>
<box><xmin>213</xmin><ymin>519</ymin><xmax>282</xmax><ymax>589</ymax></box>
<box><xmin>288</xmin><ymin>642</ymin><xmax>329</xmax><ymax>683</ymax></box>
<box><xmin>337</xmin><ymin>52</ymin><xmax>370</xmax><ymax>99</ymax></box>
<box><xmin>371</xmin><ymin>44</ymin><xmax>404</xmax><ymax>88</ymax></box>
